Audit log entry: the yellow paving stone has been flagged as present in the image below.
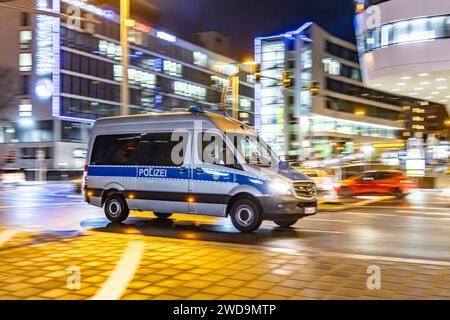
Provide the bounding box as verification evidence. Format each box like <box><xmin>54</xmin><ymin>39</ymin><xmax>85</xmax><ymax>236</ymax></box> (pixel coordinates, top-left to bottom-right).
<box><xmin>2</xmin><ymin>282</ymin><xmax>32</xmax><ymax>291</ymax></box>
<box><xmin>152</xmin><ymin>294</ymin><xmax>181</xmax><ymax>300</ymax></box>
<box><xmin>122</xmin><ymin>293</ymin><xmax>153</xmax><ymax>300</ymax></box>
<box><xmin>128</xmin><ymin>281</ymin><xmax>151</xmax><ymax>290</ymax></box>
<box><xmin>46</xmin><ymin>270</ymin><xmax>68</xmax><ymax>278</ymax></box>
<box><xmin>73</xmin><ymin>286</ymin><xmax>100</xmax><ymax>296</ymax></box>
<box><xmin>184</xmin><ymin>280</ymin><xmax>212</xmax><ymax>289</ymax></box>
<box><xmin>165</xmin><ymin>286</ymin><xmax>198</xmax><ymax>297</ymax></box>
<box><xmin>198</xmin><ymin>274</ymin><xmax>226</xmax><ymax>282</ymax></box>
<box><xmin>11</xmin><ymin>288</ymin><xmax>43</xmax><ymax>298</ymax></box>
<box><xmin>202</xmin><ymin>285</ymin><xmax>233</xmax><ymax>296</ymax></box>
<box><xmin>139</xmin><ymin>286</ymin><xmax>168</xmax><ymax>296</ymax></box>
<box><xmin>60</xmin><ymin>294</ymin><xmax>89</xmax><ymax>300</ymax></box>
<box><xmin>269</xmin><ymin>286</ymin><xmax>300</xmax><ymax>297</ymax></box>
<box><xmin>141</xmin><ymin>274</ymin><xmax>168</xmax><ymax>282</ymax></box>
<box><xmin>83</xmin><ymin>276</ymin><xmax>107</xmax><ymax>284</ymax></box>
<box><xmin>156</xmin><ymin>279</ymin><xmax>184</xmax><ymax>288</ymax></box>
<box><xmin>157</xmin><ymin>268</ymin><xmax>180</xmax><ymax>276</ymax></box>
<box><xmin>40</xmin><ymin>288</ymin><xmax>71</xmax><ymax>299</ymax></box>
<box><xmin>189</xmin><ymin>268</ymin><xmax>213</xmax><ymax>275</ymax></box>
<box><xmin>232</xmin><ymin>287</ymin><xmax>263</xmax><ymax>298</ymax></box>
<box><xmin>173</xmin><ymin>273</ymin><xmax>199</xmax><ymax>281</ymax></box>
<box><xmin>219</xmin><ymin>294</ymin><xmax>251</xmax><ymax>300</ymax></box>
<box><xmin>3</xmin><ymin>276</ymin><xmax>28</xmax><ymax>283</ymax></box>
<box><xmin>246</xmin><ymin>280</ymin><xmax>275</xmax><ymax>290</ymax></box>
<box><xmin>220</xmin><ymin>279</ymin><xmax>246</xmax><ymax>288</ymax></box>
<box><xmin>190</xmin><ymin>292</ymin><xmax>218</xmax><ymax>300</ymax></box>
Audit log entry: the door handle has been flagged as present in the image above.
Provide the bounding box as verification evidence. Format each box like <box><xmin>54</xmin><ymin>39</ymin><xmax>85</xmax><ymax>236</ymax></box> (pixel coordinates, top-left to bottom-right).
<box><xmin>195</xmin><ymin>167</ymin><xmax>204</xmax><ymax>174</ymax></box>
<box><xmin>179</xmin><ymin>166</ymin><xmax>188</xmax><ymax>173</ymax></box>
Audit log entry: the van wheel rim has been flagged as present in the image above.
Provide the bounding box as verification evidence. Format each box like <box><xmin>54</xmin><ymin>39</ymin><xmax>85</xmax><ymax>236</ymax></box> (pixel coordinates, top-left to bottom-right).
<box><xmin>236</xmin><ymin>205</ymin><xmax>254</xmax><ymax>226</ymax></box>
<box><xmin>108</xmin><ymin>200</ymin><xmax>122</xmax><ymax>217</ymax></box>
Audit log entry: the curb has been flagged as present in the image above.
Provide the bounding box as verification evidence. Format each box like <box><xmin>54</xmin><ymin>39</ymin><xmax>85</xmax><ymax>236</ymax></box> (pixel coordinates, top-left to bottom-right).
<box><xmin>319</xmin><ymin>196</ymin><xmax>395</xmax><ymax>212</ymax></box>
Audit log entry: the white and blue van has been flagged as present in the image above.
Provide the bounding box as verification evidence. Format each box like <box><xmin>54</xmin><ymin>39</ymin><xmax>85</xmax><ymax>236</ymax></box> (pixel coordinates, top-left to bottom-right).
<box><xmin>84</xmin><ymin>107</ymin><xmax>317</xmax><ymax>232</ymax></box>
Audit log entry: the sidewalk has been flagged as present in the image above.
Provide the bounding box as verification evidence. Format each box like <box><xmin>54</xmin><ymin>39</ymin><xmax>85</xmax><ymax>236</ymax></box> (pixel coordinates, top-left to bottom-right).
<box><xmin>1</xmin><ymin>228</ymin><xmax>449</xmax><ymax>300</ymax></box>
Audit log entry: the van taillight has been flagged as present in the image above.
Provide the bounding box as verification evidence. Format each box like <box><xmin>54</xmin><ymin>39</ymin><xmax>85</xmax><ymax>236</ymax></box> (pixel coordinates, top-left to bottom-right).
<box><xmin>83</xmin><ymin>165</ymin><xmax>88</xmax><ymax>190</ymax></box>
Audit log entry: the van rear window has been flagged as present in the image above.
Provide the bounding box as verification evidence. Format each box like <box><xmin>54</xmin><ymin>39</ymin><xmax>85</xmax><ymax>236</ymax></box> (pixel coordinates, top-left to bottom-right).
<box><xmin>90</xmin><ymin>134</ymin><xmax>140</xmax><ymax>165</ymax></box>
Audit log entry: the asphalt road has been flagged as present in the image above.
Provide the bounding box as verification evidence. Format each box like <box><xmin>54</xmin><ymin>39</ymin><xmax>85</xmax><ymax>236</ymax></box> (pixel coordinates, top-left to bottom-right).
<box><xmin>1</xmin><ymin>183</ymin><xmax>450</xmax><ymax>264</ymax></box>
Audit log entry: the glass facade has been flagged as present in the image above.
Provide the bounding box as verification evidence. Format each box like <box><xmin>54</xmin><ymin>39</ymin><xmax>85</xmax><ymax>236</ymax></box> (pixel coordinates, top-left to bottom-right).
<box><xmin>54</xmin><ymin>1</ymin><xmax>255</xmax><ymax>131</ymax></box>
<box><xmin>357</xmin><ymin>15</ymin><xmax>450</xmax><ymax>55</ymax></box>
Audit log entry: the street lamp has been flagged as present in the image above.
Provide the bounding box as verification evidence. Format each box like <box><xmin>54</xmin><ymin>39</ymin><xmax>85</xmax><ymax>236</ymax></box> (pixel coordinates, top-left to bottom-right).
<box><xmin>120</xmin><ymin>0</ymin><xmax>130</xmax><ymax>116</ymax></box>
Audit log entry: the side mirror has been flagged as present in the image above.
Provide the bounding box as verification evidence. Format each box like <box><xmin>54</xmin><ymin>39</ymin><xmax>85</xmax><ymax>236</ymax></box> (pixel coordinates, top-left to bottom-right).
<box><xmin>279</xmin><ymin>161</ymin><xmax>290</xmax><ymax>170</ymax></box>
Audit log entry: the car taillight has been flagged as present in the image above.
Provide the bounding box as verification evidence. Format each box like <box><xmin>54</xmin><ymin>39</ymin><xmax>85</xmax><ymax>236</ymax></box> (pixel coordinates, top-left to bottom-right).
<box><xmin>83</xmin><ymin>165</ymin><xmax>88</xmax><ymax>190</ymax></box>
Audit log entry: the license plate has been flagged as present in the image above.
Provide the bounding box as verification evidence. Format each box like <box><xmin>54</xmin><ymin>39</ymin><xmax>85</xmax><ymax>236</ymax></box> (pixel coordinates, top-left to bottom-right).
<box><xmin>304</xmin><ymin>207</ymin><xmax>316</xmax><ymax>214</ymax></box>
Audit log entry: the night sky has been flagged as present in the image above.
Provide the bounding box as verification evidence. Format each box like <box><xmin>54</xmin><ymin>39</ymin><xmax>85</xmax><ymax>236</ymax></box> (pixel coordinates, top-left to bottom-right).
<box><xmin>152</xmin><ymin>0</ymin><xmax>356</xmax><ymax>59</ymax></box>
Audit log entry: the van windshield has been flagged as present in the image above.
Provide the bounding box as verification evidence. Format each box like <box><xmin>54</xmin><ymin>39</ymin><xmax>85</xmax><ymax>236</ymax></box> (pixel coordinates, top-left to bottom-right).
<box><xmin>231</xmin><ymin>133</ymin><xmax>278</xmax><ymax>167</ymax></box>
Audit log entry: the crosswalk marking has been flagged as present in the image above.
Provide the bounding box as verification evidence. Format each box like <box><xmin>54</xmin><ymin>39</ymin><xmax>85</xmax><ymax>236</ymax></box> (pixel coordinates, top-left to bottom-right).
<box><xmin>92</xmin><ymin>241</ymin><xmax>144</xmax><ymax>300</ymax></box>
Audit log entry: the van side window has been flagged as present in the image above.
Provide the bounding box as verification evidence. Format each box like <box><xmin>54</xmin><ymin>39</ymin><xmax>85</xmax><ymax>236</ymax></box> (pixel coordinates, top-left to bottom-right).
<box><xmin>197</xmin><ymin>132</ymin><xmax>235</xmax><ymax>168</ymax></box>
<box><xmin>90</xmin><ymin>134</ymin><xmax>140</xmax><ymax>165</ymax></box>
<box><xmin>137</xmin><ymin>132</ymin><xmax>188</xmax><ymax>167</ymax></box>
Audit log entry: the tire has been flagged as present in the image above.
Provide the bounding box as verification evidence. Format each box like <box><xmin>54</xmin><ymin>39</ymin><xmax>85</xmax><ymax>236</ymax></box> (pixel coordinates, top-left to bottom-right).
<box><xmin>104</xmin><ymin>195</ymin><xmax>129</xmax><ymax>223</ymax></box>
<box><xmin>154</xmin><ymin>212</ymin><xmax>172</xmax><ymax>219</ymax></box>
<box><xmin>274</xmin><ymin>219</ymin><xmax>298</xmax><ymax>228</ymax></box>
<box><xmin>393</xmin><ymin>188</ymin><xmax>405</xmax><ymax>199</ymax></box>
<box><xmin>229</xmin><ymin>198</ymin><xmax>262</xmax><ymax>233</ymax></box>
<box><xmin>340</xmin><ymin>187</ymin><xmax>351</xmax><ymax>197</ymax></box>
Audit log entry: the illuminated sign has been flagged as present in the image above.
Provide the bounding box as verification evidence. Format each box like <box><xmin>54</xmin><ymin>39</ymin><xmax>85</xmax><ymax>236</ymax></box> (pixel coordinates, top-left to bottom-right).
<box><xmin>125</xmin><ymin>19</ymin><xmax>151</xmax><ymax>33</ymax></box>
<box><xmin>35</xmin><ymin>78</ymin><xmax>53</xmax><ymax>98</ymax></box>
<box><xmin>157</xmin><ymin>31</ymin><xmax>177</xmax><ymax>43</ymax></box>
<box><xmin>356</xmin><ymin>0</ymin><xmax>365</xmax><ymax>13</ymax></box>
<box><xmin>36</xmin><ymin>0</ymin><xmax>53</xmax><ymax>76</ymax></box>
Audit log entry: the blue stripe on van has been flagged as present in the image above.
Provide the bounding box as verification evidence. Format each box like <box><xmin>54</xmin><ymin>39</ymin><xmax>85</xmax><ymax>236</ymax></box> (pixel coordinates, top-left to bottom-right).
<box><xmin>88</xmin><ymin>166</ymin><xmax>137</xmax><ymax>178</ymax></box>
<box><xmin>87</xmin><ymin>165</ymin><xmax>268</xmax><ymax>193</ymax></box>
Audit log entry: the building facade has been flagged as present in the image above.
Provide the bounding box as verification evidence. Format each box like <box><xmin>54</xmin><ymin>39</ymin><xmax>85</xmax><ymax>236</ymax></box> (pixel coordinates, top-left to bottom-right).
<box><xmin>355</xmin><ymin>0</ymin><xmax>450</xmax><ymax>139</ymax></box>
<box><xmin>255</xmin><ymin>22</ymin><xmax>411</xmax><ymax>160</ymax></box>
<box><xmin>0</xmin><ymin>0</ymin><xmax>255</xmax><ymax>177</ymax></box>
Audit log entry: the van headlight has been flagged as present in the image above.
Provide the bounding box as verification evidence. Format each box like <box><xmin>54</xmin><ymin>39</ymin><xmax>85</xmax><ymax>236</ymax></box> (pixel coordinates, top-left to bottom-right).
<box><xmin>269</xmin><ymin>179</ymin><xmax>292</xmax><ymax>195</ymax></box>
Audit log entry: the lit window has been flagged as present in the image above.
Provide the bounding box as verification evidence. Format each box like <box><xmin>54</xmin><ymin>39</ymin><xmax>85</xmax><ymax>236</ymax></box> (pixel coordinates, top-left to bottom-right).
<box><xmin>20</xmin><ymin>30</ymin><xmax>32</xmax><ymax>49</ymax></box>
<box><xmin>19</xmin><ymin>98</ymin><xmax>32</xmax><ymax>117</ymax></box>
<box><xmin>19</xmin><ymin>53</ymin><xmax>32</xmax><ymax>72</ymax></box>
<box><xmin>322</xmin><ymin>58</ymin><xmax>340</xmax><ymax>76</ymax></box>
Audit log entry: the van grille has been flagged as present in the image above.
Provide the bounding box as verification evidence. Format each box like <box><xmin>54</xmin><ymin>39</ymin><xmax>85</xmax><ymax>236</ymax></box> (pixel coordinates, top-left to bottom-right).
<box><xmin>293</xmin><ymin>181</ymin><xmax>316</xmax><ymax>198</ymax></box>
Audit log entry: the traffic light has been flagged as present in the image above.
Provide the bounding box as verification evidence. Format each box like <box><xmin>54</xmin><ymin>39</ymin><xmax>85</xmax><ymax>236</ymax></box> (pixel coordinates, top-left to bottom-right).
<box><xmin>308</xmin><ymin>80</ymin><xmax>320</xmax><ymax>96</ymax></box>
<box><xmin>282</xmin><ymin>71</ymin><xmax>293</xmax><ymax>88</ymax></box>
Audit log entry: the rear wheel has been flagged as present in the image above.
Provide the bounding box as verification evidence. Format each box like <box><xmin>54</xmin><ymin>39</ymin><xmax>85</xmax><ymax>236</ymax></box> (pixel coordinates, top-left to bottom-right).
<box><xmin>393</xmin><ymin>188</ymin><xmax>405</xmax><ymax>199</ymax></box>
<box><xmin>154</xmin><ymin>212</ymin><xmax>172</xmax><ymax>219</ymax></box>
<box><xmin>274</xmin><ymin>219</ymin><xmax>298</xmax><ymax>228</ymax></box>
<box><xmin>229</xmin><ymin>199</ymin><xmax>262</xmax><ymax>233</ymax></box>
<box><xmin>104</xmin><ymin>195</ymin><xmax>129</xmax><ymax>223</ymax></box>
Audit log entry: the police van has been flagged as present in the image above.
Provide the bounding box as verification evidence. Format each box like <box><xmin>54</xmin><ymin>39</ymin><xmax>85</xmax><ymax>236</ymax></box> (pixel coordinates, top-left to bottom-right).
<box><xmin>84</xmin><ymin>107</ymin><xmax>317</xmax><ymax>232</ymax></box>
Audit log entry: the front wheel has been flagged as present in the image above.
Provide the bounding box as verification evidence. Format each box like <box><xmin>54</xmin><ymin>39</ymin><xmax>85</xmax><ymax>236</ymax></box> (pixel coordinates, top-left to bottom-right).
<box><xmin>393</xmin><ymin>188</ymin><xmax>406</xmax><ymax>199</ymax></box>
<box><xmin>229</xmin><ymin>199</ymin><xmax>262</xmax><ymax>233</ymax></box>
<box><xmin>104</xmin><ymin>195</ymin><xmax>129</xmax><ymax>223</ymax></box>
<box><xmin>154</xmin><ymin>212</ymin><xmax>172</xmax><ymax>219</ymax></box>
<box><xmin>274</xmin><ymin>219</ymin><xmax>298</xmax><ymax>228</ymax></box>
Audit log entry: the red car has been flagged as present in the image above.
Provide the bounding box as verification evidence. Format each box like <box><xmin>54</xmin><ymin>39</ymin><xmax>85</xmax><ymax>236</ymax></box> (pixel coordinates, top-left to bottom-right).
<box><xmin>336</xmin><ymin>171</ymin><xmax>417</xmax><ymax>198</ymax></box>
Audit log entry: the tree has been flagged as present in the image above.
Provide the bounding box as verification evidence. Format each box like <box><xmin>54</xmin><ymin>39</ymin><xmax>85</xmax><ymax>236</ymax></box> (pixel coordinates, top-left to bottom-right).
<box><xmin>0</xmin><ymin>66</ymin><xmax>19</xmax><ymax>122</ymax></box>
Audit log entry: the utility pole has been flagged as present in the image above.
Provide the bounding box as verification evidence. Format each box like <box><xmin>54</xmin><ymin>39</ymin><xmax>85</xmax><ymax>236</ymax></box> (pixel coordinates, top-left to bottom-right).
<box><xmin>120</xmin><ymin>0</ymin><xmax>130</xmax><ymax>116</ymax></box>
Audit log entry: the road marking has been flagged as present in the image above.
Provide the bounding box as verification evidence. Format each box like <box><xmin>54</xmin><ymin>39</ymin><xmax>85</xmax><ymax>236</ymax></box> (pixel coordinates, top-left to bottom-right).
<box><xmin>0</xmin><ymin>203</ymin><xmax>84</xmax><ymax>210</ymax></box>
<box><xmin>340</xmin><ymin>211</ymin><xmax>450</xmax><ymax>221</ymax></box>
<box><xmin>300</xmin><ymin>229</ymin><xmax>344</xmax><ymax>234</ymax></box>
<box><xmin>92</xmin><ymin>241</ymin><xmax>144</xmax><ymax>300</ymax></box>
<box><xmin>367</xmin><ymin>205</ymin><xmax>450</xmax><ymax>211</ymax></box>
<box><xmin>397</xmin><ymin>210</ymin><xmax>450</xmax><ymax>217</ymax></box>
<box><xmin>0</xmin><ymin>230</ymin><xmax>18</xmax><ymax>247</ymax></box>
<box><xmin>308</xmin><ymin>218</ymin><xmax>352</xmax><ymax>223</ymax></box>
<box><xmin>319</xmin><ymin>251</ymin><xmax>450</xmax><ymax>267</ymax></box>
